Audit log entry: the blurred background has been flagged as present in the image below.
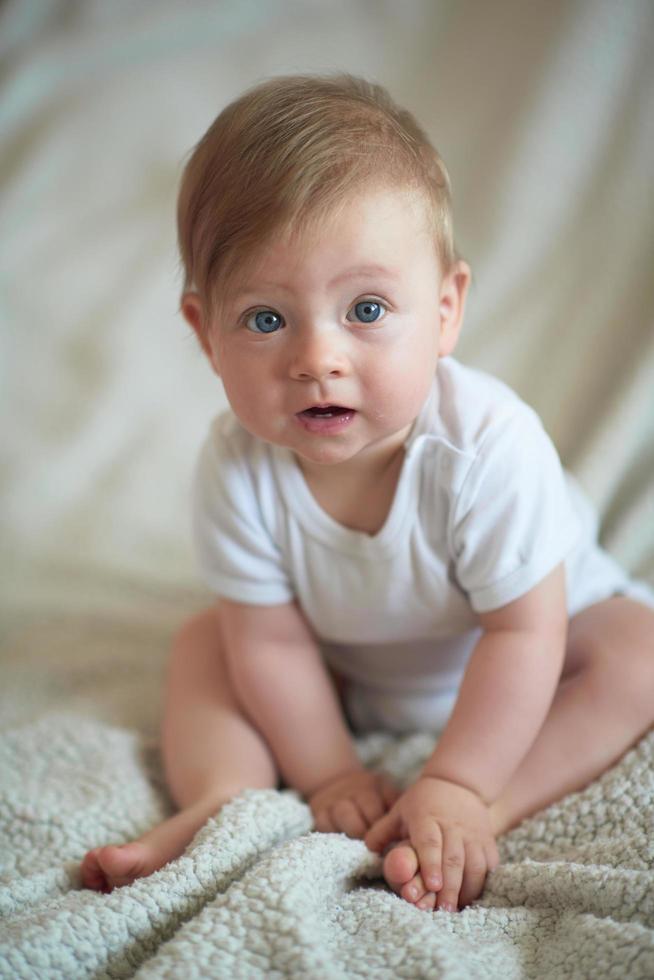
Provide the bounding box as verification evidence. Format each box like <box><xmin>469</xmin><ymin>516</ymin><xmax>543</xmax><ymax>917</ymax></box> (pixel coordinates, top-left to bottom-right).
<box><xmin>1</xmin><ymin>0</ymin><xmax>653</xmax><ymax>712</ymax></box>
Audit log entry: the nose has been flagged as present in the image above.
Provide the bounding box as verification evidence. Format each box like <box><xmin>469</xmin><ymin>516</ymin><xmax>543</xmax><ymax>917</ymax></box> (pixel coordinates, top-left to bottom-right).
<box><xmin>288</xmin><ymin>324</ymin><xmax>351</xmax><ymax>382</ymax></box>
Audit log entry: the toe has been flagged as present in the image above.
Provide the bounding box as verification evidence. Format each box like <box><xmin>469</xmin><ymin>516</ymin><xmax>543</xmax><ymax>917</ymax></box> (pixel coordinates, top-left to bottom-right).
<box><xmin>416</xmin><ymin>891</ymin><xmax>437</xmax><ymax>911</ymax></box>
<box><xmin>80</xmin><ymin>848</ymin><xmax>110</xmax><ymax>892</ymax></box>
<box><xmin>95</xmin><ymin>842</ymin><xmax>154</xmax><ymax>890</ymax></box>
<box><xmin>401</xmin><ymin>871</ymin><xmax>428</xmax><ymax>904</ymax></box>
<box><xmin>382</xmin><ymin>839</ymin><xmax>419</xmax><ymax>894</ymax></box>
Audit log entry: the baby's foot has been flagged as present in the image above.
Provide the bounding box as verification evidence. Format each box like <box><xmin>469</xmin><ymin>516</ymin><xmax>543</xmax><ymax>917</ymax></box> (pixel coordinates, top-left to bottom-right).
<box><xmin>81</xmin><ymin>797</ymin><xmax>222</xmax><ymax>892</ymax></box>
<box><xmin>382</xmin><ymin>839</ymin><xmax>438</xmax><ymax>911</ymax></box>
<box><xmin>81</xmin><ymin>841</ymin><xmax>163</xmax><ymax>892</ymax></box>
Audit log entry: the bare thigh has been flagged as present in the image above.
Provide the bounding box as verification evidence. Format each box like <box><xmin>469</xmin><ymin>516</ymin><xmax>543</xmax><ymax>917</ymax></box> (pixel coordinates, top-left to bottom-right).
<box><xmin>560</xmin><ymin>596</ymin><xmax>654</xmax><ymax>721</ymax></box>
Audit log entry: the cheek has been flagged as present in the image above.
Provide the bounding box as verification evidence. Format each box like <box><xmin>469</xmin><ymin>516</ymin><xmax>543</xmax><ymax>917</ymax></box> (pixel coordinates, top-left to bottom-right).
<box><xmin>385</xmin><ymin>328</ymin><xmax>438</xmax><ymax>382</ymax></box>
<box><xmin>218</xmin><ymin>345</ymin><xmax>259</xmax><ymax>388</ymax></box>
<box><xmin>363</xmin><ymin>352</ymin><xmax>434</xmax><ymax>425</ymax></box>
<box><xmin>389</xmin><ymin>336</ymin><xmax>438</xmax><ymax>407</ymax></box>
<box><xmin>217</xmin><ymin>352</ymin><xmax>248</xmax><ymax>403</ymax></box>
<box><xmin>219</xmin><ymin>353</ymin><xmax>281</xmax><ymax>430</ymax></box>
<box><xmin>222</xmin><ymin>371</ymin><xmax>257</xmax><ymax>415</ymax></box>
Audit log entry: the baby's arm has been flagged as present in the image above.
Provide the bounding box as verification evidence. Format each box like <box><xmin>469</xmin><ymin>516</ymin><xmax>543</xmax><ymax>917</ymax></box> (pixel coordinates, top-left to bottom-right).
<box><xmin>218</xmin><ymin>598</ymin><xmax>395</xmax><ymax>828</ymax></box>
<box><xmin>365</xmin><ymin>562</ymin><xmax>567</xmax><ymax>907</ymax></box>
<box><xmin>420</xmin><ymin>561</ymin><xmax>568</xmax><ymax>800</ymax></box>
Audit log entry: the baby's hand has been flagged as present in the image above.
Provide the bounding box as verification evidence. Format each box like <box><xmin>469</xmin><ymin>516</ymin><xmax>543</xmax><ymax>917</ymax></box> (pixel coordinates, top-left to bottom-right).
<box><xmin>308</xmin><ymin>768</ymin><xmax>400</xmax><ymax>839</ymax></box>
<box><xmin>364</xmin><ymin>776</ymin><xmax>500</xmax><ymax>911</ymax></box>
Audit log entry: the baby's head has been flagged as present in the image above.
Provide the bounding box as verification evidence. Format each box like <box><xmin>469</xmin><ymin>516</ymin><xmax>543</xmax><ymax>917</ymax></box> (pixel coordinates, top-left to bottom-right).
<box><xmin>178</xmin><ymin>73</ymin><xmax>458</xmax><ymax>315</ymax></box>
<box><xmin>177</xmin><ymin>73</ymin><xmax>469</xmax><ymax>469</ymax></box>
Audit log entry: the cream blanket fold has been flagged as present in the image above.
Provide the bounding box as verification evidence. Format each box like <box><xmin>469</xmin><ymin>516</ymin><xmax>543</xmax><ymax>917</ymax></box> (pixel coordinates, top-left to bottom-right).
<box><xmin>1</xmin><ymin>714</ymin><xmax>652</xmax><ymax>979</ymax></box>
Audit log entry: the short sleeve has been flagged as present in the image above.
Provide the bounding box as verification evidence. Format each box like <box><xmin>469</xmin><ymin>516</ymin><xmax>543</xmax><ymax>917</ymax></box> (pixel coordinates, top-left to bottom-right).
<box><xmin>450</xmin><ymin>407</ymin><xmax>582</xmax><ymax>613</ymax></box>
<box><xmin>191</xmin><ymin>419</ymin><xmax>294</xmax><ymax>605</ymax></box>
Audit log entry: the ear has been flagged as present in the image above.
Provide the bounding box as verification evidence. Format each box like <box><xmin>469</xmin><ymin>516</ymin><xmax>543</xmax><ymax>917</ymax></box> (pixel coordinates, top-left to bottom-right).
<box><xmin>438</xmin><ymin>260</ymin><xmax>471</xmax><ymax>357</ymax></box>
<box><xmin>181</xmin><ymin>291</ymin><xmax>220</xmax><ymax>375</ymax></box>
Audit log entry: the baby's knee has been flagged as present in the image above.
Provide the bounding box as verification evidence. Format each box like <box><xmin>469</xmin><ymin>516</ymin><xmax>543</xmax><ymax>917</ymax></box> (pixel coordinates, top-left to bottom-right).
<box><xmin>589</xmin><ymin>634</ymin><xmax>654</xmax><ymax>727</ymax></box>
<box><xmin>626</xmin><ymin>640</ymin><xmax>654</xmax><ymax>725</ymax></box>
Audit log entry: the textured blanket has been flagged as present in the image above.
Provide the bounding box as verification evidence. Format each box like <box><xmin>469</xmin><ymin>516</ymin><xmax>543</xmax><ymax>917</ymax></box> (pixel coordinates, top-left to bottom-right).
<box><xmin>1</xmin><ymin>707</ymin><xmax>653</xmax><ymax>978</ymax></box>
<box><xmin>3</xmin><ymin>1</ymin><xmax>654</xmax><ymax>975</ymax></box>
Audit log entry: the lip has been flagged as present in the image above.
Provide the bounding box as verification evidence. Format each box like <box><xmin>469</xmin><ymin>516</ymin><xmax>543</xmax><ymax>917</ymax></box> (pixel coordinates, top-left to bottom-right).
<box><xmin>294</xmin><ymin>406</ymin><xmax>357</xmax><ymax>434</ymax></box>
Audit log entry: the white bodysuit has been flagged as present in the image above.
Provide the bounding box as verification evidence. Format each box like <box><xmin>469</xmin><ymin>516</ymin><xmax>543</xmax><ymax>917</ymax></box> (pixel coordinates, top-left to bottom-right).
<box><xmin>191</xmin><ymin>357</ymin><xmax>654</xmax><ymax>734</ymax></box>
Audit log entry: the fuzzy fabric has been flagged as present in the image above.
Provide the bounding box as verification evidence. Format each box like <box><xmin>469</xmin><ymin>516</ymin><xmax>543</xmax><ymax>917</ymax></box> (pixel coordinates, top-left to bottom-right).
<box><xmin>3</xmin><ymin>0</ymin><xmax>654</xmax><ymax>975</ymax></box>
<box><xmin>1</xmin><ymin>710</ymin><xmax>653</xmax><ymax>979</ymax></box>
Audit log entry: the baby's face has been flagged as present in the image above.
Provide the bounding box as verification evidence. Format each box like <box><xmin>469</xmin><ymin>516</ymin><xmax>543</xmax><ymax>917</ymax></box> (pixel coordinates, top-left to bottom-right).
<box><xmin>193</xmin><ymin>186</ymin><xmax>468</xmax><ymax>474</ymax></box>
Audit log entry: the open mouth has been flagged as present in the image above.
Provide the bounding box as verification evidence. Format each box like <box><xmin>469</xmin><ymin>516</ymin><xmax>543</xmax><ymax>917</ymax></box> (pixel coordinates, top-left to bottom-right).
<box><xmin>299</xmin><ymin>404</ymin><xmax>353</xmax><ymax>419</ymax></box>
<box><xmin>295</xmin><ymin>403</ymin><xmax>357</xmax><ymax>434</ymax></box>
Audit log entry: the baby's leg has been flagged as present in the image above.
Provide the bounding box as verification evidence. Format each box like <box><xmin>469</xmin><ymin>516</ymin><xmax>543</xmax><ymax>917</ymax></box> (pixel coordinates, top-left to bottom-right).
<box><xmin>487</xmin><ymin>596</ymin><xmax>654</xmax><ymax>833</ymax></box>
<box><xmin>81</xmin><ymin>606</ymin><xmax>278</xmax><ymax>891</ymax></box>
<box><xmin>383</xmin><ymin>595</ymin><xmax>654</xmax><ymax>910</ymax></box>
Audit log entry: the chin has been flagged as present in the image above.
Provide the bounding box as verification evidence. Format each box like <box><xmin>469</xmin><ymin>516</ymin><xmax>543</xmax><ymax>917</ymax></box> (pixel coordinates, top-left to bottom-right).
<box><xmin>292</xmin><ymin>440</ymin><xmax>360</xmax><ymax>467</ymax></box>
<box><xmin>296</xmin><ymin>447</ymin><xmax>351</xmax><ymax>466</ymax></box>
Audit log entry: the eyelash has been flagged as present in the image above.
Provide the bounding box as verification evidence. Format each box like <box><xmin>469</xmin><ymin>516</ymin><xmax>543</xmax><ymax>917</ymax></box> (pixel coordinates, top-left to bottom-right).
<box><xmin>242</xmin><ymin>297</ymin><xmax>388</xmax><ymax>333</ymax></box>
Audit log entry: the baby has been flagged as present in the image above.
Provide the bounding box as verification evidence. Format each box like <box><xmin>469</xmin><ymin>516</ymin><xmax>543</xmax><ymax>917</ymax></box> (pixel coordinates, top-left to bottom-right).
<box><xmin>82</xmin><ymin>73</ymin><xmax>654</xmax><ymax>912</ymax></box>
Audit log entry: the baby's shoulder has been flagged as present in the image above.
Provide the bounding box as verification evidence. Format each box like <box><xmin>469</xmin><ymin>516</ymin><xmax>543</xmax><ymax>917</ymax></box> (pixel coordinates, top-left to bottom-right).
<box><xmin>197</xmin><ymin>409</ymin><xmax>275</xmax><ymax>498</ymax></box>
<box><xmin>204</xmin><ymin>409</ymin><xmax>268</xmax><ymax>466</ymax></box>
<box><xmin>433</xmin><ymin>357</ymin><xmax>543</xmax><ymax>457</ymax></box>
<box><xmin>413</xmin><ymin>358</ymin><xmax>550</xmax><ymax>509</ymax></box>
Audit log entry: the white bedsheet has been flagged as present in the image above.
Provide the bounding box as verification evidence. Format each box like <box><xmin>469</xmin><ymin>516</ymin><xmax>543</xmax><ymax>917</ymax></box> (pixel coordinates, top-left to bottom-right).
<box><xmin>2</xmin><ymin>0</ymin><xmax>653</xmax><ymax>611</ymax></box>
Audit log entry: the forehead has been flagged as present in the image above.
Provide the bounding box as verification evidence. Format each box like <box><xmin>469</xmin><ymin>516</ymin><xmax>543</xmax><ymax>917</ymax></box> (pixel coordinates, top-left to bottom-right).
<box><xmin>226</xmin><ymin>186</ymin><xmax>434</xmax><ymax>300</ymax></box>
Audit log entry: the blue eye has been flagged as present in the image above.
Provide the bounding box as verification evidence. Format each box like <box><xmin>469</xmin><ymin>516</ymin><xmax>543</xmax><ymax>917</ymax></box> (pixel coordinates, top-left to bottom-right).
<box><xmin>348</xmin><ymin>300</ymin><xmax>386</xmax><ymax>324</ymax></box>
<box><xmin>245</xmin><ymin>309</ymin><xmax>283</xmax><ymax>333</ymax></box>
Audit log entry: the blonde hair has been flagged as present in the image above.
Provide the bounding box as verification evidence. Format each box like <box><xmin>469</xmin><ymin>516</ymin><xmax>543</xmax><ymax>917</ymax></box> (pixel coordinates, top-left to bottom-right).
<box><xmin>177</xmin><ymin>72</ymin><xmax>456</xmax><ymax>316</ymax></box>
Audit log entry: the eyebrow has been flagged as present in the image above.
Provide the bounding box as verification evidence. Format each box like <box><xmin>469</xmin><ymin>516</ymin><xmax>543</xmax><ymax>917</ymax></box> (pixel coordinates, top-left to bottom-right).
<box><xmin>328</xmin><ymin>264</ymin><xmax>400</xmax><ymax>287</ymax></box>
<box><xmin>231</xmin><ymin>264</ymin><xmax>400</xmax><ymax>301</ymax></box>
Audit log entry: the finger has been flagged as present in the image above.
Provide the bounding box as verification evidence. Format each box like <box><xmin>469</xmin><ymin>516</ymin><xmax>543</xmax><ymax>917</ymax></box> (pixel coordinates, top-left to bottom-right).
<box><xmin>312</xmin><ymin>808</ymin><xmax>336</xmax><ymax>833</ymax></box>
<box><xmin>485</xmin><ymin>837</ymin><xmax>501</xmax><ymax>872</ymax></box>
<box><xmin>364</xmin><ymin>807</ymin><xmax>402</xmax><ymax>853</ymax></box>
<box><xmin>436</xmin><ymin>831</ymin><xmax>464</xmax><ymax>912</ymax></box>
<box><xmin>411</xmin><ymin>815</ymin><xmax>443</xmax><ymax>893</ymax></box>
<box><xmin>380</xmin><ymin>776</ymin><xmax>401</xmax><ymax>809</ymax></box>
<box><xmin>458</xmin><ymin>841</ymin><xmax>488</xmax><ymax>909</ymax></box>
<box><xmin>355</xmin><ymin>789</ymin><xmax>387</xmax><ymax>826</ymax></box>
<box><xmin>331</xmin><ymin>799</ymin><xmax>368</xmax><ymax>839</ymax></box>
